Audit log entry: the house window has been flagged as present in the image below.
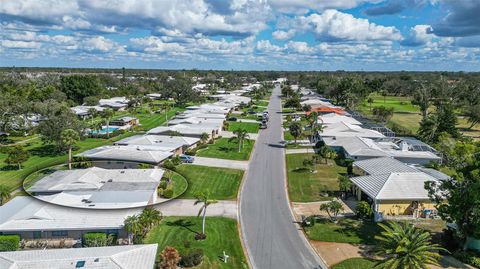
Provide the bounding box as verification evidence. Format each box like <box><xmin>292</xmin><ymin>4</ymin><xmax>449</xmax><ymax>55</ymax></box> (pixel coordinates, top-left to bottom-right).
<box><xmin>33</xmin><ymin>231</ymin><xmax>42</xmax><ymax>239</ymax></box>
<box><xmin>51</xmin><ymin>230</ymin><xmax>68</xmax><ymax>237</ymax></box>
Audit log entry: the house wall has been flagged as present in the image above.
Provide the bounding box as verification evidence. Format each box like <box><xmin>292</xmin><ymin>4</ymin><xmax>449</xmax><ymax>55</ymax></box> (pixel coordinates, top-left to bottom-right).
<box><xmin>377</xmin><ymin>200</ymin><xmax>436</xmax><ymax>216</ymax></box>
<box><xmin>1</xmin><ymin>228</ymin><xmax>127</xmax><ymax>241</ymax></box>
<box><xmin>92</xmin><ymin>160</ymin><xmax>149</xmax><ymax>169</ymax></box>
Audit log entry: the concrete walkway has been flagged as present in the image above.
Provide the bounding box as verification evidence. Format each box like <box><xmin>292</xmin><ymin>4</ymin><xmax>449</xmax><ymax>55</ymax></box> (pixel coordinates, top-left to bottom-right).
<box><xmin>285</xmin><ymin>148</ymin><xmax>317</xmax><ymax>154</ymax></box>
<box><xmin>221</xmin><ymin>131</ymin><xmax>258</xmax><ymax>140</ymax></box>
<box><xmin>190</xmin><ymin>157</ymin><xmax>249</xmax><ymax>170</ymax></box>
<box><xmin>154</xmin><ymin>199</ymin><xmax>238</xmax><ymax>219</ymax></box>
<box><xmin>238</xmin><ymin>119</ymin><xmax>259</xmax><ymax>123</ymax></box>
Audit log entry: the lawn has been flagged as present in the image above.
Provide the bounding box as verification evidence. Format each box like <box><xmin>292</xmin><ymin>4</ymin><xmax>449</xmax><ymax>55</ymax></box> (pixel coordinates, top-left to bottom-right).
<box><xmin>332</xmin><ymin>258</ymin><xmax>377</xmax><ymax>269</ymax></box>
<box><xmin>227</xmin><ymin>121</ymin><xmax>260</xmax><ymax>133</ymax></box>
<box><xmin>196</xmin><ymin>138</ymin><xmax>254</xmax><ymax>161</ymax></box>
<box><xmin>286</xmin><ymin>153</ymin><xmax>347</xmax><ymax>202</ymax></box>
<box><xmin>254</xmin><ymin>100</ymin><xmax>269</xmax><ymax>107</ymax></box>
<box><xmin>361</xmin><ymin>93</ymin><xmax>418</xmax><ymax>113</ymax></box>
<box><xmin>0</xmin><ymin>107</ymin><xmax>182</xmax><ymax>191</ymax></box>
<box><xmin>304</xmin><ymin>218</ymin><xmax>381</xmax><ymax>245</ymax></box>
<box><xmin>175</xmin><ymin>164</ymin><xmax>244</xmax><ymax>200</ymax></box>
<box><xmin>167</xmin><ymin>171</ymin><xmax>189</xmax><ymax>198</ymax></box>
<box><xmin>144</xmin><ymin>217</ymin><xmax>248</xmax><ymax>269</ymax></box>
<box><xmin>283</xmin><ymin>131</ymin><xmax>295</xmax><ymax>141</ymax></box>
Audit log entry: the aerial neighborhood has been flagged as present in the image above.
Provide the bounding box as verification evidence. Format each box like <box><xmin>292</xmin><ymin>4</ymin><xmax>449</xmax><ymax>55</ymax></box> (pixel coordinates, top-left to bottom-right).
<box><xmin>1</xmin><ymin>1</ymin><xmax>480</xmax><ymax>268</ymax></box>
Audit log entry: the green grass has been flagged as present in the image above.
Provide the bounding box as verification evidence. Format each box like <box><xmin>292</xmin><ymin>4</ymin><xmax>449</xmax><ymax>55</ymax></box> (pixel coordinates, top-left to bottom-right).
<box><xmin>283</xmin><ymin>131</ymin><xmax>295</xmax><ymax>141</ymax></box>
<box><xmin>332</xmin><ymin>258</ymin><xmax>378</xmax><ymax>269</ymax></box>
<box><xmin>254</xmin><ymin>100</ymin><xmax>269</xmax><ymax>107</ymax></box>
<box><xmin>144</xmin><ymin>217</ymin><xmax>248</xmax><ymax>269</ymax></box>
<box><xmin>227</xmin><ymin>122</ymin><xmax>260</xmax><ymax>133</ymax></box>
<box><xmin>196</xmin><ymin>138</ymin><xmax>254</xmax><ymax>161</ymax></box>
<box><xmin>286</xmin><ymin>153</ymin><xmax>347</xmax><ymax>202</ymax></box>
<box><xmin>242</xmin><ymin>105</ymin><xmax>265</xmax><ymax>114</ymax></box>
<box><xmin>305</xmin><ymin>218</ymin><xmax>381</xmax><ymax>244</ymax></box>
<box><xmin>175</xmin><ymin>164</ymin><xmax>243</xmax><ymax>200</ymax></box>
<box><xmin>0</xmin><ymin>108</ymin><xmax>182</xmax><ymax>191</ymax></box>
<box><xmin>361</xmin><ymin>94</ymin><xmax>418</xmax><ymax>113</ymax></box>
<box><xmin>168</xmin><ymin>171</ymin><xmax>189</xmax><ymax>198</ymax></box>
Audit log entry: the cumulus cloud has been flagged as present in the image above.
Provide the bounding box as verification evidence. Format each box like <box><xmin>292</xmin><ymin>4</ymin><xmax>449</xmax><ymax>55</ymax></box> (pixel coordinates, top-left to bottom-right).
<box><xmin>363</xmin><ymin>0</ymin><xmax>429</xmax><ymax>16</ymax></box>
<box><xmin>272</xmin><ymin>29</ymin><xmax>296</xmax><ymax>40</ymax></box>
<box><xmin>429</xmin><ymin>0</ymin><xmax>480</xmax><ymax>37</ymax></box>
<box><xmin>400</xmin><ymin>25</ymin><xmax>435</xmax><ymax>46</ymax></box>
<box><xmin>299</xmin><ymin>9</ymin><xmax>402</xmax><ymax>42</ymax></box>
<box><xmin>268</xmin><ymin>0</ymin><xmax>382</xmax><ymax>14</ymax></box>
<box><xmin>1</xmin><ymin>40</ymin><xmax>41</xmax><ymax>49</ymax></box>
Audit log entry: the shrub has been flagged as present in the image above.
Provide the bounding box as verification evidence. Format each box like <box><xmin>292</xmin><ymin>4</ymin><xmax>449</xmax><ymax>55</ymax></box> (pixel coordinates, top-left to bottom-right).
<box><xmin>355</xmin><ymin>201</ymin><xmax>373</xmax><ymax>219</ymax></box>
<box><xmin>184</xmin><ymin>149</ymin><xmax>197</xmax><ymax>156</ymax></box>
<box><xmin>171</xmin><ymin>156</ymin><xmax>181</xmax><ymax>166</ymax></box>
<box><xmin>180</xmin><ymin>249</ymin><xmax>204</xmax><ymax>267</ymax></box>
<box><xmin>0</xmin><ymin>235</ymin><xmax>20</xmax><ymax>251</ymax></box>
<box><xmin>159</xmin><ymin>181</ymin><xmax>168</xmax><ymax>190</ymax></box>
<box><xmin>157</xmin><ymin>188</ymin><xmax>164</xmax><ymax>197</ymax></box>
<box><xmin>163</xmin><ymin>188</ymin><xmax>174</xmax><ymax>199</ymax></box>
<box><xmin>162</xmin><ymin>160</ymin><xmax>176</xmax><ymax>171</ymax></box>
<box><xmin>453</xmin><ymin>250</ymin><xmax>480</xmax><ymax>267</ymax></box>
<box><xmin>83</xmin><ymin>232</ymin><xmax>115</xmax><ymax>247</ymax></box>
<box><xmin>138</xmin><ymin>163</ymin><xmax>153</xmax><ymax>169</ymax></box>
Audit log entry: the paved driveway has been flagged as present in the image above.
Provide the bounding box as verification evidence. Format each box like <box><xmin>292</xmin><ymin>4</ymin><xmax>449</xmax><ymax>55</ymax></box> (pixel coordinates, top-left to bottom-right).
<box><xmin>239</xmin><ymin>85</ymin><xmax>327</xmax><ymax>269</ymax></box>
<box><xmin>154</xmin><ymin>199</ymin><xmax>237</xmax><ymax>219</ymax></box>
<box><xmin>221</xmin><ymin>131</ymin><xmax>258</xmax><ymax>140</ymax></box>
<box><xmin>191</xmin><ymin>157</ymin><xmax>248</xmax><ymax>170</ymax></box>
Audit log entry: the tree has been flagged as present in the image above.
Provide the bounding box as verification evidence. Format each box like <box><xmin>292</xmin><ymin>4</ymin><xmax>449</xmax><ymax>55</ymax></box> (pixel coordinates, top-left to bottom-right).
<box><xmin>355</xmin><ymin>201</ymin><xmax>373</xmax><ymax>219</ymax></box>
<box><xmin>87</xmin><ymin>108</ymin><xmax>98</xmax><ymax>124</ymax></box>
<box><xmin>289</xmin><ymin>122</ymin><xmax>303</xmax><ymax>144</ymax></box>
<box><xmin>5</xmin><ymin>145</ymin><xmax>29</xmax><ymax>170</ymax></box>
<box><xmin>61</xmin><ymin>129</ymin><xmax>80</xmax><ymax>170</ymax></box>
<box><xmin>417</xmin><ymin>114</ymin><xmax>439</xmax><ymax>143</ymax></box>
<box><xmin>367</xmin><ymin>97</ymin><xmax>374</xmax><ymax>111</ymax></box>
<box><xmin>426</xmin><ymin>171</ymin><xmax>480</xmax><ymax>246</ymax></box>
<box><xmin>200</xmin><ymin>132</ymin><xmax>209</xmax><ymax>144</ymax></box>
<box><xmin>374</xmin><ymin>222</ymin><xmax>444</xmax><ymax>269</ymax></box>
<box><xmin>229</xmin><ymin>128</ymin><xmax>250</xmax><ymax>153</ymax></box>
<box><xmin>464</xmin><ymin>104</ymin><xmax>480</xmax><ymax>130</ymax></box>
<box><xmin>194</xmin><ymin>191</ymin><xmax>218</xmax><ymax>239</ymax></box>
<box><xmin>411</xmin><ymin>85</ymin><xmax>431</xmax><ymax>118</ymax></box>
<box><xmin>60</xmin><ymin>75</ymin><xmax>103</xmax><ymax>104</ymax></box>
<box><xmin>101</xmin><ymin>108</ymin><xmax>115</xmax><ymax>138</ymax></box>
<box><xmin>436</xmin><ymin>103</ymin><xmax>460</xmax><ymax>139</ymax></box>
<box><xmin>338</xmin><ymin>175</ymin><xmax>352</xmax><ymax>193</ymax></box>
<box><xmin>372</xmin><ymin>106</ymin><xmax>394</xmax><ymax>123</ymax></box>
<box><xmin>319</xmin><ymin>200</ymin><xmax>343</xmax><ymax>222</ymax></box>
<box><xmin>0</xmin><ymin>185</ymin><xmax>11</xmax><ymax>205</ymax></box>
<box><xmin>380</xmin><ymin>89</ymin><xmax>388</xmax><ymax>104</ymax></box>
<box><xmin>124</xmin><ymin>215</ymin><xmax>142</xmax><ymax>244</ymax></box>
<box><xmin>139</xmin><ymin>207</ymin><xmax>163</xmax><ymax>232</ymax></box>
<box><xmin>318</xmin><ymin>146</ymin><xmax>336</xmax><ymax>164</ymax></box>
<box><xmin>159</xmin><ymin>246</ymin><xmax>181</xmax><ymax>269</ymax></box>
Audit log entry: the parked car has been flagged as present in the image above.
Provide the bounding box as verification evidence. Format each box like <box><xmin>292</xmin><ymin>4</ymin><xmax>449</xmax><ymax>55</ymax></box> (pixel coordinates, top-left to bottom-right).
<box><xmin>179</xmin><ymin>155</ymin><xmax>194</xmax><ymax>163</ymax></box>
<box><xmin>259</xmin><ymin>121</ymin><xmax>268</xmax><ymax>129</ymax></box>
<box><xmin>228</xmin><ymin>117</ymin><xmax>238</xmax><ymax>121</ymax></box>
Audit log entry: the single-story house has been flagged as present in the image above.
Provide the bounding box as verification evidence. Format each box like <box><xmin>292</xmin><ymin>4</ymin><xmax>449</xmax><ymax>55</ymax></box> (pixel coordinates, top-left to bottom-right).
<box><xmin>98</xmin><ymin>97</ymin><xmax>129</xmax><ymax>111</ymax></box>
<box><xmin>185</xmin><ymin>104</ymin><xmax>230</xmax><ymax>114</ymax></box>
<box><xmin>146</xmin><ymin>93</ymin><xmax>162</xmax><ymax>100</ymax></box>
<box><xmin>109</xmin><ymin>116</ymin><xmax>139</xmax><ymax>128</ymax></box>
<box><xmin>319</xmin><ymin>113</ymin><xmax>362</xmax><ymax>125</ymax></box>
<box><xmin>324</xmin><ymin>136</ymin><xmax>441</xmax><ymax>165</ymax></box>
<box><xmin>306</xmin><ymin>106</ymin><xmax>347</xmax><ymax>116</ymax></box>
<box><xmin>319</xmin><ymin>122</ymin><xmax>385</xmax><ymax>140</ymax></box>
<box><xmin>350</xmin><ymin>157</ymin><xmax>448</xmax><ymax>221</ymax></box>
<box><xmin>175</xmin><ymin>112</ymin><xmax>226</xmax><ymax>120</ymax></box>
<box><xmin>114</xmin><ymin>135</ymin><xmax>200</xmax><ymax>155</ymax></box>
<box><xmin>77</xmin><ymin>146</ymin><xmax>174</xmax><ymax>168</ymax></box>
<box><xmin>71</xmin><ymin>106</ymin><xmax>105</xmax><ymax>120</ymax></box>
<box><xmin>168</xmin><ymin>117</ymin><xmax>224</xmax><ymax>127</ymax></box>
<box><xmin>0</xmin><ymin>244</ymin><xmax>158</xmax><ymax>269</ymax></box>
<box><xmin>27</xmin><ymin>167</ymin><xmax>164</xmax><ymax>209</ymax></box>
<box><xmin>0</xmin><ymin>196</ymin><xmax>139</xmax><ymax>240</ymax></box>
<box><xmin>147</xmin><ymin>124</ymin><xmax>221</xmax><ymax>139</ymax></box>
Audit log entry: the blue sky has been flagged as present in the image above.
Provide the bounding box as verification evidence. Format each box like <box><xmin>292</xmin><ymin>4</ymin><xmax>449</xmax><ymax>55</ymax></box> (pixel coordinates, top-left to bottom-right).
<box><xmin>1</xmin><ymin>0</ymin><xmax>479</xmax><ymax>71</ymax></box>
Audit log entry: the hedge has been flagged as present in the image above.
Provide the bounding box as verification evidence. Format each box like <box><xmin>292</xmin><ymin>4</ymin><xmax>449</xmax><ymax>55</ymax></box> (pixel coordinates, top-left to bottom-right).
<box><xmin>83</xmin><ymin>232</ymin><xmax>115</xmax><ymax>247</ymax></box>
<box><xmin>0</xmin><ymin>235</ymin><xmax>20</xmax><ymax>251</ymax></box>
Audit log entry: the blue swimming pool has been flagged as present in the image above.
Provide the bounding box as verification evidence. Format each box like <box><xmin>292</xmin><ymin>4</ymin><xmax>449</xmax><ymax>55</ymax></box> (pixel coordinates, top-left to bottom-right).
<box><xmin>89</xmin><ymin>127</ymin><xmax>119</xmax><ymax>134</ymax></box>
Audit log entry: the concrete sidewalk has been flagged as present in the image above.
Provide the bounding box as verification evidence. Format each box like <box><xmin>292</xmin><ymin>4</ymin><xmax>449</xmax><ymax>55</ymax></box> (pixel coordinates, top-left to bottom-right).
<box><xmin>154</xmin><ymin>199</ymin><xmax>238</xmax><ymax>219</ymax></box>
<box><xmin>238</xmin><ymin>119</ymin><xmax>259</xmax><ymax>123</ymax></box>
<box><xmin>191</xmin><ymin>157</ymin><xmax>249</xmax><ymax>170</ymax></box>
<box><xmin>285</xmin><ymin>148</ymin><xmax>317</xmax><ymax>154</ymax></box>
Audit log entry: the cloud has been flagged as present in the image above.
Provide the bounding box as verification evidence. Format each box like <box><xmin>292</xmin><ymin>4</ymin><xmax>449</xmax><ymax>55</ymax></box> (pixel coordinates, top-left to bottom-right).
<box><xmin>256</xmin><ymin>40</ymin><xmax>283</xmax><ymax>52</ymax></box>
<box><xmin>268</xmin><ymin>0</ymin><xmax>382</xmax><ymax>14</ymax></box>
<box><xmin>80</xmin><ymin>36</ymin><xmax>123</xmax><ymax>53</ymax></box>
<box><xmin>455</xmin><ymin>36</ymin><xmax>480</xmax><ymax>48</ymax></box>
<box><xmin>400</xmin><ymin>24</ymin><xmax>435</xmax><ymax>46</ymax></box>
<box><xmin>272</xmin><ymin>29</ymin><xmax>296</xmax><ymax>40</ymax></box>
<box><xmin>1</xmin><ymin>40</ymin><xmax>41</xmax><ymax>49</ymax></box>
<box><xmin>429</xmin><ymin>0</ymin><xmax>480</xmax><ymax>37</ymax></box>
<box><xmin>363</xmin><ymin>0</ymin><xmax>429</xmax><ymax>16</ymax></box>
<box><xmin>299</xmin><ymin>9</ymin><xmax>402</xmax><ymax>42</ymax></box>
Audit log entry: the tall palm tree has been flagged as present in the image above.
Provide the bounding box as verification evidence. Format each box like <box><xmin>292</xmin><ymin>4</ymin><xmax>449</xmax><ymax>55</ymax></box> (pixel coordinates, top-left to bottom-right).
<box><xmin>374</xmin><ymin>222</ymin><xmax>445</xmax><ymax>269</ymax></box>
<box><xmin>194</xmin><ymin>191</ymin><xmax>218</xmax><ymax>239</ymax></box>
<box><xmin>102</xmin><ymin>108</ymin><xmax>115</xmax><ymax>138</ymax></box>
<box><xmin>289</xmin><ymin>122</ymin><xmax>303</xmax><ymax>144</ymax></box>
<box><xmin>92</xmin><ymin>121</ymin><xmax>103</xmax><ymax>138</ymax></box>
<box><xmin>87</xmin><ymin>108</ymin><xmax>97</xmax><ymax>125</ymax></box>
<box><xmin>124</xmin><ymin>215</ymin><xmax>142</xmax><ymax>244</ymax></box>
<box><xmin>139</xmin><ymin>207</ymin><xmax>163</xmax><ymax>231</ymax></box>
<box><xmin>200</xmin><ymin>132</ymin><xmax>210</xmax><ymax>144</ymax></box>
<box><xmin>229</xmin><ymin>128</ymin><xmax>250</xmax><ymax>153</ymax></box>
<box><xmin>0</xmin><ymin>185</ymin><xmax>11</xmax><ymax>205</ymax></box>
<box><xmin>61</xmin><ymin>129</ymin><xmax>80</xmax><ymax>170</ymax></box>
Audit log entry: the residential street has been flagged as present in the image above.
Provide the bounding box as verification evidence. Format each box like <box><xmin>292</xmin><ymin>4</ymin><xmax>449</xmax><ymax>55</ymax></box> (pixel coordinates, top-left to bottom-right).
<box><xmin>239</xmin><ymin>85</ymin><xmax>326</xmax><ymax>269</ymax></box>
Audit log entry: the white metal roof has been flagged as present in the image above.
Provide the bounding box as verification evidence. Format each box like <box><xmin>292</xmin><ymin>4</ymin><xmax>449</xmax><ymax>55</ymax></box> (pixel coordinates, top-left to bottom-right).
<box><xmin>319</xmin><ymin>113</ymin><xmax>362</xmax><ymax>125</ymax></box>
<box><xmin>353</xmin><ymin>157</ymin><xmax>419</xmax><ymax>175</ymax></box>
<box><xmin>0</xmin><ymin>196</ymin><xmax>139</xmax><ymax>232</ymax></box>
<box><xmin>0</xmin><ymin>244</ymin><xmax>158</xmax><ymax>269</ymax></box>
<box><xmin>320</xmin><ymin>121</ymin><xmax>385</xmax><ymax>139</ymax></box>
<box><xmin>77</xmin><ymin>146</ymin><xmax>173</xmax><ymax>164</ymax></box>
<box><xmin>351</xmin><ymin>172</ymin><xmax>438</xmax><ymax>200</ymax></box>
<box><xmin>114</xmin><ymin>135</ymin><xmax>199</xmax><ymax>148</ymax></box>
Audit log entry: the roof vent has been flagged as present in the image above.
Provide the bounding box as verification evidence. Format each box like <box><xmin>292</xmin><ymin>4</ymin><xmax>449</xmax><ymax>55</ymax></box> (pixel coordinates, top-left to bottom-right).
<box><xmin>120</xmin><ymin>171</ymin><xmax>125</xmax><ymax>174</ymax></box>
<box><xmin>94</xmin><ymin>258</ymin><xmax>99</xmax><ymax>262</ymax></box>
<box><xmin>108</xmin><ymin>179</ymin><xmax>113</xmax><ymax>182</ymax></box>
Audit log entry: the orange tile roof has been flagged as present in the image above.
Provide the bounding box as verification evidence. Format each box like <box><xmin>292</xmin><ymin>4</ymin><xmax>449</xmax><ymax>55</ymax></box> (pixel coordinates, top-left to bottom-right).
<box><xmin>306</xmin><ymin>106</ymin><xmax>345</xmax><ymax>116</ymax></box>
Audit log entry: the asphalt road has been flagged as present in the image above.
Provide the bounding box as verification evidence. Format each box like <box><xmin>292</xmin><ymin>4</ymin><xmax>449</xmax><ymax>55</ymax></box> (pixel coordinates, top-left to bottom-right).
<box><xmin>239</xmin><ymin>85</ymin><xmax>326</xmax><ymax>269</ymax></box>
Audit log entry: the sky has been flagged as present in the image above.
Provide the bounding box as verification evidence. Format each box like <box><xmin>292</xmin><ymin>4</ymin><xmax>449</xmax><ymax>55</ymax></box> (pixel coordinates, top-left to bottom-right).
<box><xmin>1</xmin><ymin>0</ymin><xmax>480</xmax><ymax>71</ymax></box>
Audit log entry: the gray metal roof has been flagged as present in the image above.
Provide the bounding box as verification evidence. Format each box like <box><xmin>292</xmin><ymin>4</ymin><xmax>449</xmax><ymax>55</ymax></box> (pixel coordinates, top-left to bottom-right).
<box><xmin>0</xmin><ymin>244</ymin><xmax>158</xmax><ymax>269</ymax></box>
<box><xmin>77</xmin><ymin>146</ymin><xmax>173</xmax><ymax>164</ymax></box>
<box><xmin>353</xmin><ymin>157</ymin><xmax>418</xmax><ymax>175</ymax></box>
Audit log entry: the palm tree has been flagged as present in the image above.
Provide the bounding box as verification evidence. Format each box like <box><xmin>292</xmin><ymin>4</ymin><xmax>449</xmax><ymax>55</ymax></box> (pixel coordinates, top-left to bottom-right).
<box><xmin>194</xmin><ymin>191</ymin><xmax>218</xmax><ymax>239</ymax></box>
<box><xmin>92</xmin><ymin>121</ymin><xmax>103</xmax><ymax>138</ymax></box>
<box><xmin>102</xmin><ymin>108</ymin><xmax>115</xmax><ymax>138</ymax></box>
<box><xmin>374</xmin><ymin>222</ymin><xmax>445</xmax><ymax>269</ymax></box>
<box><xmin>319</xmin><ymin>200</ymin><xmax>343</xmax><ymax>223</ymax></box>
<box><xmin>139</xmin><ymin>207</ymin><xmax>163</xmax><ymax>231</ymax></box>
<box><xmin>368</xmin><ymin>97</ymin><xmax>374</xmax><ymax>111</ymax></box>
<box><xmin>289</xmin><ymin>122</ymin><xmax>303</xmax><ymax>144</ymax></box>
<box><xmin>0</xmin><ymin>185</ymin><xmax>11</xmax><ymax>205</ymax></box>
<box><xmin>87</xmin><ymin>108</ymin><xmax>97</xmax><ymax>124</ymax></box>
<box><xmin>229</xmin><ymin>128</ymin><xmax>250</xmax><ymax>153</ymax></box>
<box><xmin>124</xmin><ymin>215</ymin><xmax>142</xmax><ymax>244</ymax></box>
<box><xmin>61</xmin><ymin>129</ymin><xmax>80</xmax><ymax>170</ymax></box>
<box><xmin>200</xmin><ymin>132</ymin><xmax>210</xmax><ymax>144</ymax></box>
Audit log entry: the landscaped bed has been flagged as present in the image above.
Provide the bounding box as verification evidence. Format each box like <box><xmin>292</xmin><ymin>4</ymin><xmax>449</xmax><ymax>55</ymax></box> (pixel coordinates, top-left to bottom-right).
<box><xmin>144</xmin><ymin>216</ymin><xmax>248</xmax><ymax>269</ymax></box>
<box><xmin>196</xmin><ymin>138</ymin><xmax>254</xmax><ymax>161</ymax></box>
<box><xmin>331</xmin><ymin>258</ymin><xmax>377</xmax><ymax>269</ymax></box>
<box><xmin>227</xmin><ymin>121</ymin><xmax>260</xmax><ymax>133</ymax></box>
<box><xmin>176</xmin><ymin>164</ymin><xmax>244</xmax><ymax>200</ymax></box>
<box><xmin>286</xmin><ymin>153</ymin><xmax>347</xmax><ymax>202</ymax></box>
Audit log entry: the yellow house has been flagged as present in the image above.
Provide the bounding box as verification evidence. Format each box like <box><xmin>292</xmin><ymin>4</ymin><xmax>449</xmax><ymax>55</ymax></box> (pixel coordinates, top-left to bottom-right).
<box><xmin>351</xmin><ymin>172</ymin><xmax>439</xmax><ymax>221</ymax></box>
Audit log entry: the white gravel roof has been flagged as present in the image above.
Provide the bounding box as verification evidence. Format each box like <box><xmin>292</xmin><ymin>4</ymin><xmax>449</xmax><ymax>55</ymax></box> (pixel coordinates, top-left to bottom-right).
<box><xmin>77</xmin><ymin>146</ymin><xmax>173</xmax><ymax>164</ymax></box>
<box><xmin>0</xmin><ymin>244</ymin><xmax>158</xmax><ymax>269</ymax></box>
